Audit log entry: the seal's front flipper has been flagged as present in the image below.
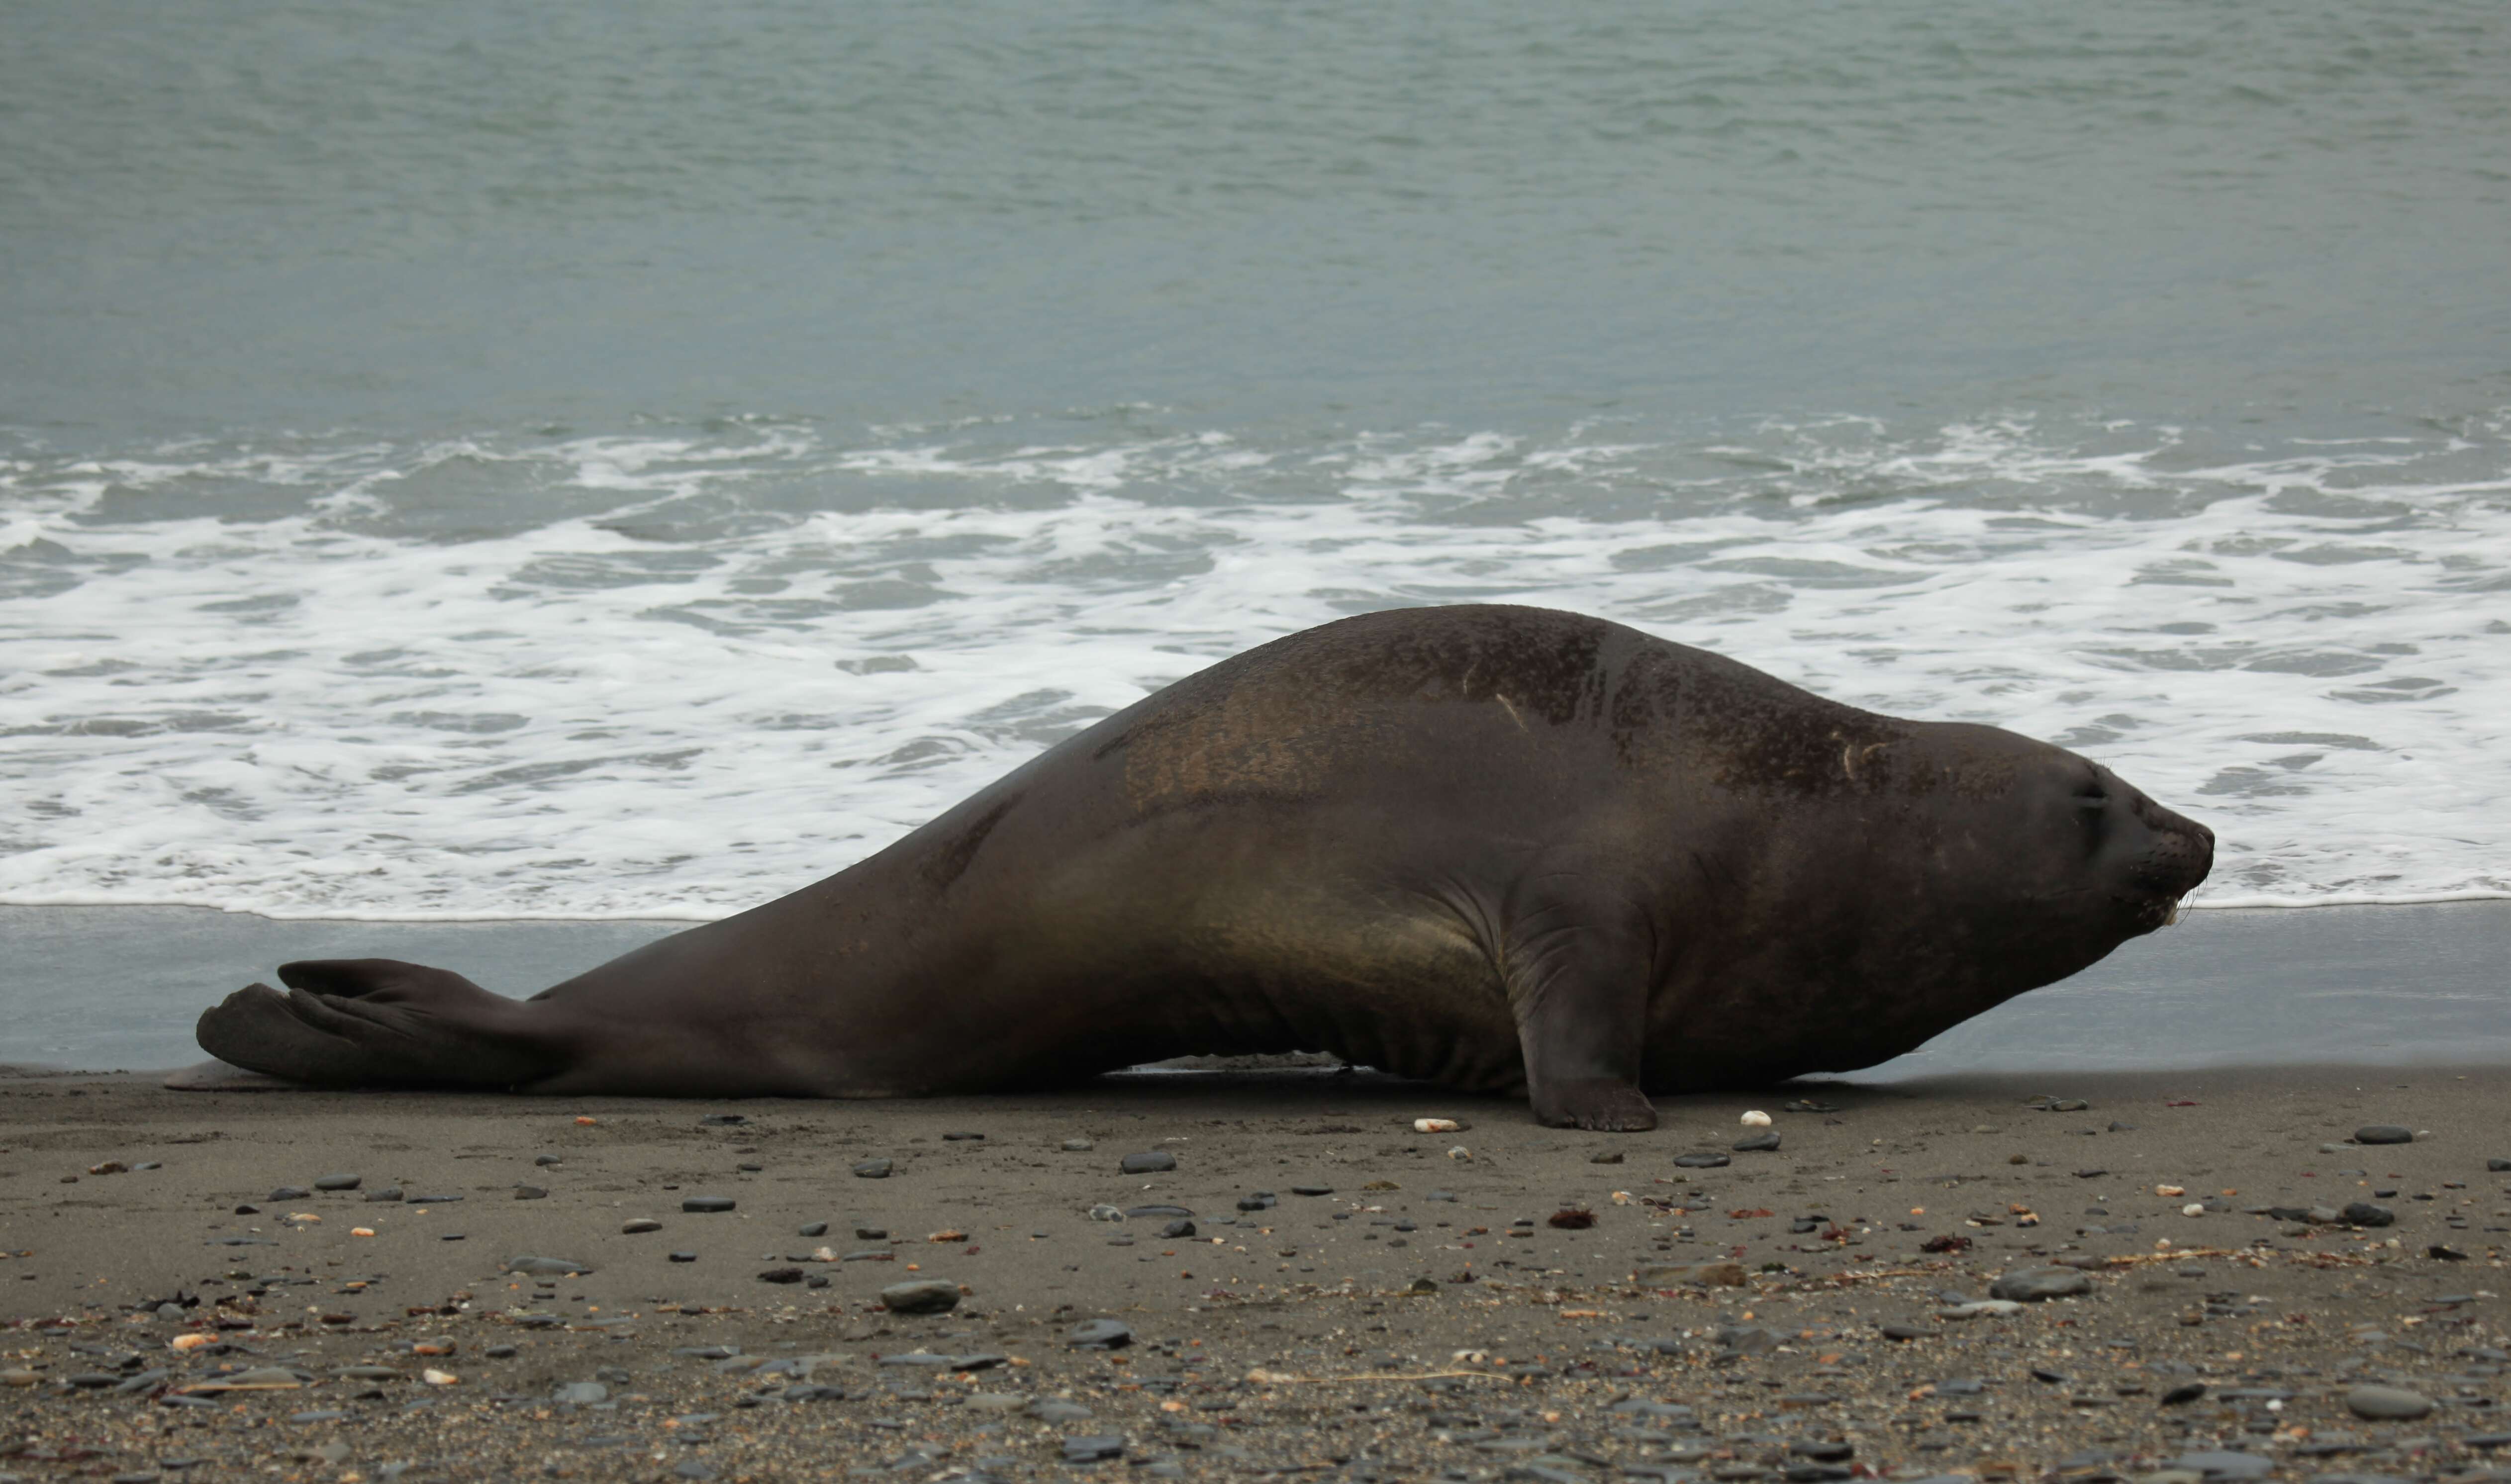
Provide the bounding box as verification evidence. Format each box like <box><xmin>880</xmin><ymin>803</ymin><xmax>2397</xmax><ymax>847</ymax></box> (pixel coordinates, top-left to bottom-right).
<box><xmin>162</xmin><ymin>1057</ymin><xmax>314</xmax><ymax>1092</ymax></box>
<box><xmin>1499</xmin><ymin>893</ymin><xmax>1659</xmax><ymax>1132</ymax></box>
<box><xmin>195</xmin><ymin>961</ymin><xmax>553</xmax><ymax>1089</ymax></box>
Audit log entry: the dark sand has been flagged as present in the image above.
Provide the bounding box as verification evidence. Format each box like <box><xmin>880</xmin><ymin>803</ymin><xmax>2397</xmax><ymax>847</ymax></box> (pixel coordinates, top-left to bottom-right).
<box><xmin>4</xmin><ymin>1066</ymin><xmax>2508</xmax><ymax>1482</ymax></box>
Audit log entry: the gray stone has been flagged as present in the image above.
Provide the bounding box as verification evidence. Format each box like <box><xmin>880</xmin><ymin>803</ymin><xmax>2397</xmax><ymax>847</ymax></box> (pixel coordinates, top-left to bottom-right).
<box><xmin>1065</xmin><ymin>1319</ymin><xmax>1133</xmax><ymax>1349</ymax></box>
<box><xmin>1121</xmin><ymin>1151</ymin><xmax>1177</xmax><ymax>1174</ymax></box>
<box><xmin>553</xmin><ymin>1381</ymin><xmax>609</xmax><ymax>1405</ymax></box>
<box><xmin>681</xmin><ymin>1196</ymin><xmax>736</xmax><ymax>1213</ymax></box>
<box><xmin>2353</xmin><ymin>1125</ymin><xmax>2414</xmax><ymax>1145</ymax></box>
<box><xmin>312</xmin><ymin>1174</ymin><xmax>361</xmax><ymax>1192</ymax></box>
<box><xmin>853</xmin><ymin>1158</ymin><xmax>893</xmax><ymax>1179</ymax></box>
<box><xmin>502</xmin><ymin>1255</ymin><xmax>594</xmax><ymax>1276</ymax></box>
<box><xmin>1672</xmin><ymin>1152</ymin><xmax>1730</xmax><ymax>1169</ymax></box>
<box><xmin>1989</xmin><ymin>1267</ymin><xmax>2092</xmax><ymax>1301</ymax></box>
<box><xmin>1732</xmin><ymin>1131</ymin><xmax>1781</xmax><ymax>1153</ymax></box>
<box><xmin>878</xmin><ymin>1280</ymin><xmax>960</xmax><ymax>1315</ymax></box>
<box><xmin>2341</xmin><ymin>1384</ymin><xmax>2434</xmax><ymax>1420</ymax></box>
<box><xmin>2171</xmin><ymin>1452</ymin><xmax>2272</xmax><ymax>1480</ymax></box>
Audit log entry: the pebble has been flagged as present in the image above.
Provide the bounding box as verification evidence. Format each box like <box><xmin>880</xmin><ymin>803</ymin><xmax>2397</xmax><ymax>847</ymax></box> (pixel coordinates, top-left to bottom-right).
<box><xmin>1063</xmin><ymin>1436</ymin><xmax>1126</xmax><ymax>1463</ymax></box>
<box><xmin>534</xmin><ymin>1153</ymin><xmax>562</xmax><ymax>1166</ymax></box>
<box><xmin>553</xmin><ymin>1381</ymin><xmax>609</xmax><ymax>1405</ymax></box>
<box><xmin>2170</xmin><ymin>1451</ymin><xmax>2271</xmax><ymax>1480</ymax></box>
<box><xmin>699</xmin><ymin>1113</ymin><xmax>746</xmax><ymax>1126</ymax></box>
<box><xmin>943</xmin><ymin>1131</ymin><xmax>984</xmax><ymax>1141</ymax></box>
<box><xmin>879</xmin><ymin>1279</ymin><xmax>961</xmax><ymax>1315</ymax></box>
<box><xmin>757</xmin><ymin>1268</ymin><xmax>805</xmax><ymax>1285</ymax></box>
<box><xmin>1732</xmin><ymin>1131</ymin><xmax>1781</xmax><ymax>1152</ymax></box>
<box><xmin>269</xmin><ymin>1187</ymin><xmax>310</xmax><ymax>1201</ymax></box>
<box><xmin>1029</xmin><ymin>1398</ymin><xmax>1093</xmax><ymax>1422</ymax></box>
<box><xmin>1289</xmin><ymin>1183</ymin><xmax>1333</xmax><ymax>1196</ymax></box>
<box><xmin>668</xmin><ymin>1252</ymin><xmax>697</xmax><ymax>1263</ymax></box>
<box><xmin>1673</xmin><ymin>1152</ymin><xmax>1731</xmax><ymax>1168</ymax></box>
<box><xmin>1121</xmin><ymin>1151</ymin><xmax>1177</xmax><ymax>1174</ymax></box>
<box><xmin>1590</xmin><ymin>1150</ymin><xmax>1625</xmax><ymax>1164</ymax></box>
<box><xmin>503</xmin><ymin>1255</ymin><xmax>595</xmax><ymax>1276</ymax></box>
<box><xmin>857</xmin><ymin>1226</ymin><xmax>887</xmax><ymax>1239</ymax></box>
<box><xmin>1062</xmin><ymin>1138</ymin><xmax>1094</xmax><ymax>1151</ymax></box>
<box><xmin>1938</xmin><ymin>1300</ymin><xmax>2024</xmax><ymax>1319</ymax></box>
<box><xmin>1990</xmin><ymin>1267</ymin><xmax>2093</xmax><ymax>1301</ymax></box>
<box><xmin>1634</xmin><ymin>1261</ymin><xmax>1747</xmax><ymax>1287</ymax></box>
<box><xmin>1065</xmin><ymin>1318</ymin><xmax>1133</xmax><ymax>1348</ymax></box>
<box><xmin>2342</xmin><ymin>1202</ymin><xmax>2396</xmax><ymax>1227</ymax></box>
<box><xmin>2343</xmin><ymin>1384</ymin><xmax>2435</xmax><ymax>1420</ymax></box>
<box><xmin>312</xmin><ymin>1174</ymin><xmax>362</xmax><ymax>1192</ymax></box>
<box><xmin>363</xmin><ymin>1188</ymin><xmax>403</xmax><ymax>1203</ymax></box>
<box><xmin>681</xmin><ymin>1196</ymin><xmax>736</xmax><ymax>1213</ymax></box>
<box><xmin>2354</xmin><ymin>1124</ymin><xmax>2415</xmax><ymax>1145</ymax></box>
<box><xmin>1125</xmin><ymin>1204</ymin><xmax>1192</xmax><ymax>1218</ymax></box>
<box><xmin>621</xmin><ymin>1218</ymin><xmax>663</xmax><ymax>1234</ymax></box>
<box><xmin>1235</xmin><ymin>1194</ymin><xmax>1276</xmax><ymax>1211</ymax></box>
<box><xmin>513</xmin><ymin>1185</ymin><xmax>548</xmax><ymax>1200</ymax></box>
<box><xmin>853</xmin><ymin>1158</ymin><xmax>894</xmax><ymax>1179</ymax></box>
<box><xmin>798</xmin><ymin>1221</ymin><xmax>828</xmax><ymax>1237</ymax></box>
<box><xmin>1159</xmin><ymin>1218</ymin><xmax>1196</xmax><ymax>1238</ymax></box>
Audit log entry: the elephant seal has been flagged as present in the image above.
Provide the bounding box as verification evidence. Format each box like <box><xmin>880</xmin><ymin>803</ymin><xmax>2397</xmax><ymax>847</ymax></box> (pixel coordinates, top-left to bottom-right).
<box><xmin>186</xmin><ymin>605</ymin><xmax>2213</xmax><ymax>1129</ymax></box>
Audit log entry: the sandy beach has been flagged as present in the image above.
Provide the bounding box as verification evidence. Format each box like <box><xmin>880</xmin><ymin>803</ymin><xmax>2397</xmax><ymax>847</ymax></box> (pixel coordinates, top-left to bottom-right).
<box><xmin>4</xmin><ymin>1065</ymin><xmax>2507</xmax><ymax>1482</ymax></box>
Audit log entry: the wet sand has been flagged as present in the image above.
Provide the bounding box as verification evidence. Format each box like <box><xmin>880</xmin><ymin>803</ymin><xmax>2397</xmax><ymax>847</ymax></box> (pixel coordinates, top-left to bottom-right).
<box><xmin>4</xmin><ymin>1065</ymin><xmax>2508</xmax><ymax>1481</ymax></box>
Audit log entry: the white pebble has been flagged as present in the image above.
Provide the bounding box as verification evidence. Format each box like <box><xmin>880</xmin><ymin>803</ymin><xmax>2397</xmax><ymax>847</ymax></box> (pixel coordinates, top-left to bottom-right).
<box><xmin>1739</xmin><ymin>1110</ymin><xmax>1772</xmax><ymax>1127</ymax></box>
<box><xmin>2181</xmin><ymin>1203</ymin><xmax>2205</xmax><ymax>1217</ymax></box>
<box><xmin>1413</xmin><ymin>1118</ymin><xmax>1461</xmax><ymax>1133</ymax></box>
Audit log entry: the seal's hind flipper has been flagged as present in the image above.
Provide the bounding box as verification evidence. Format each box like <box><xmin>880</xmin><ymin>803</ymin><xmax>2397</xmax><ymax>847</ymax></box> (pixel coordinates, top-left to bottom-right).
<box><xmin>195</xmin><ymin>964</ymin><xmax>554</xmax><ymax>1090</ymax></box>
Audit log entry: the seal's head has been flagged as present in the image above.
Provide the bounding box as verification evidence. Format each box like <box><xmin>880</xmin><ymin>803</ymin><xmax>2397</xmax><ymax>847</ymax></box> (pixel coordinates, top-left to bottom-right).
<box><xmin>1899</xmin><ymin>722</ymin><xmax>2215</xmax><ymax>971</ymax></box>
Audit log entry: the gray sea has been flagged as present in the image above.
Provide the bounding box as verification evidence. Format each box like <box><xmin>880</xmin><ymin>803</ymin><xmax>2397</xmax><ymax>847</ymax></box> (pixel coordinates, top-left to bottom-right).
<box><xmin>2</xmin><ymin>0</ymin><xmax>2507</xmax><ymax>1069</ymax></box>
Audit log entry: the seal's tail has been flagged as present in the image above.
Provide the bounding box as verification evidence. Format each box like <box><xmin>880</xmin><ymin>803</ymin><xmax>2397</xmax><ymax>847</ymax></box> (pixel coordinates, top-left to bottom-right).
<box><xmin>193</xmin><ymin>958</ymin><xmax>554</xmax><ymax>1089</ymax></box>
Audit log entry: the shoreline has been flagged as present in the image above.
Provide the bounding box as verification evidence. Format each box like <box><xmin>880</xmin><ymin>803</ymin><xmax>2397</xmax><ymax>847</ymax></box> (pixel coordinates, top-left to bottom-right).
<box><xmin>2</xmin><ymin>1064</ymin><xmax>2505</xmax><ymax>1480</ymax></box>
<box><xmin>8</xmin><ymin>900</ymin><xmax>2509</xmax><ymax>1079</ymax></box>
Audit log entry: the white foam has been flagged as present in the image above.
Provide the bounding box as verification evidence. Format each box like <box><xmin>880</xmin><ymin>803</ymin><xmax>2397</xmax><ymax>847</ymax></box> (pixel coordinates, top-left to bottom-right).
<box><xmin>0</xmin><ymin>412</ymin><xmax>2504</xmax><ymax>920</ymax></box>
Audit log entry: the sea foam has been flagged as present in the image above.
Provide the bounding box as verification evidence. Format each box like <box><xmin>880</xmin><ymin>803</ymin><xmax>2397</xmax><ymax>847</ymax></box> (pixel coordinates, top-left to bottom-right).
<box><xmin>1</xmin><ymin>411</ymin><xmax>2504</xmax><ymax>920</ymax></box>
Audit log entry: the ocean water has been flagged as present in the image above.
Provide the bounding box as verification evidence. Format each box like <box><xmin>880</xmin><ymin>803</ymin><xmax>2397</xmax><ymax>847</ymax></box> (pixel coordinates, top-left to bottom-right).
<box><xmin>3</xmin><ymin>0</ymin><xmax>2508</xmax><ymax>933</ymax></box>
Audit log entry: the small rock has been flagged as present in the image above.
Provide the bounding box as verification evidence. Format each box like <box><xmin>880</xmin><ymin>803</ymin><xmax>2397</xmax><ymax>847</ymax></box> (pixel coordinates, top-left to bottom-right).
<box><xmin>668</xmin><ymin>1251</ymin><xmax>697</xmax><ymax>1263</ymax></box>
<box><xmin>1990</xmin><ymin>1267</ymin><xmax>2092</xmax><ymax>1301</ymax></box>
<box><xmin>1062</xmin><ymin>1138</ymin><xmax>1094</xmax><ymax>1151</ymax></box>
<box><xmin>2342</xmin><ymin>1202</ymin><xmax>2396</xmax><ymax>1227</ymax></box>
<box><xmin>1673</xmin><ymin>1152</ymin><xmax>1731</xmax><ymax>1169</ymax></box>
<box><xmin>269</xmin><ymin>1186</ymin><xmax>310</xmax><ymax>1201</ymax></box>
<box><xmin>2170</xmin><ymin>1451</ymin><xmax>2271</xmax><ymax>1480</ymax></box>
<box><xmin>364</xmin><ymin>1188</ymin><xmax>403</xmax><ymax>1202</ymax></box>
<box><xmin>1635</xmin><ymin>1261</ymin><xmax>1746</xmax><ymax>1288</ymax></box>
<box><xmin>1289</xmin><ymin>1183</ymin><xmax>1333</xmax><ymax>1196</ymax></box>
<box><xmin>699</xmin><ymin>1113</ymin><xmax>746</xmax><ymax>1126</ymax></box>
<box><xmin>1589</xmin><ymin>1151</ymin><xmax>1625</xmax><ymax>1164</ymax></box>
<box><xmin>1063</xmin><ymin>1435</ymin><xmax>1126</xmax><ymax>1462</ymax></box>
<box><xmin>1733</xmin><ymin>1131</ymin><xmax>1781</xmax><ymax>1153</ymax></box>
<box><xmin>757</xmin><ymin>1268</ymin><xmax>805</xmax><ymax>1285</ymax></box>
<box><xmin>1121</xmin><ymin>1151</ymin><xmax>1177</xmax><ymax>1175</ymax></box>
<box><xmin>1065</xmin><ymin>1318</ymin><xmax>1132</xmax><ymax>1349</ymax></box>
<box><xmin>502</xmin><ymin>1255</ymin><xmax>594</xmax><ymax>1276</ymax></box>
<box><xmin>553</xmin><ymin>1381</ymin><xmax>608</xmax><ymax>1405</ymax></box>
<box><xmin>798</xmin><ymin>1221</ymin><xmax>828</xmax><ymax>1237</ymax></box>
<box><xmin>534</xmin><ymin>1153</ymin><xmax>562</xmax><ymax>1166</ymax></box>
<box><xmin>682</xmin><ymin>1196</ymin><xmax>736</xmax><ymax>1213</ymax></box>
<box><xmin>621</xmin><ymin>1218</ymin><xmax>663</xmax><ymax>1234</ymax></box>
<box><xmin>856</xmin><ymin>1226</ymin><xmax>887</xmax><ymax>1239</ymax></box>
<box><xmin>512</xmin><ymin>1186</ymin><xmax>548</xmax><ymax>1201</ymax></box>
<box><xmin>1236</xmin><ymin>1194</ymin><xmax>1276</xmax><ymax>1211</ymax></box>
<box><xmin>2354</xmin><ymin>1124</ymin><xmax>2414</xmax><ymax>1145</ymax></box>
<box><xmin>879</xmin><ymin>1279</ymin><xmax>961</xmax><ymax>1315</ymax></box>
<box><xmin>312</xmin><ymin>1174</ymin><xmax>362</xmax><ymax>1192</ymax></box>
<box><xmin>1159</xmin><ymin>1219</ymin><xmax>1196</xmax><ymax>1239</ymax></box>
<box><xmin>2488</xmin><ymin>1157</ymin><xmax>2511</xmax><ymax>1173</ymax></box>
<box><xmin>943</xmin><ymin>1131</ymin><xmax>984</xmax><ymax>1141</ymax></box>
<box><xmin>2343</xmin><ymin>1384</ymin><xmax>2434</xmax><ymax>1420</ymax></box>
<box><xmin>853</xmin><ymin>1158</ymin><xmax>893</xmax><ymax>1179</ymax></box>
